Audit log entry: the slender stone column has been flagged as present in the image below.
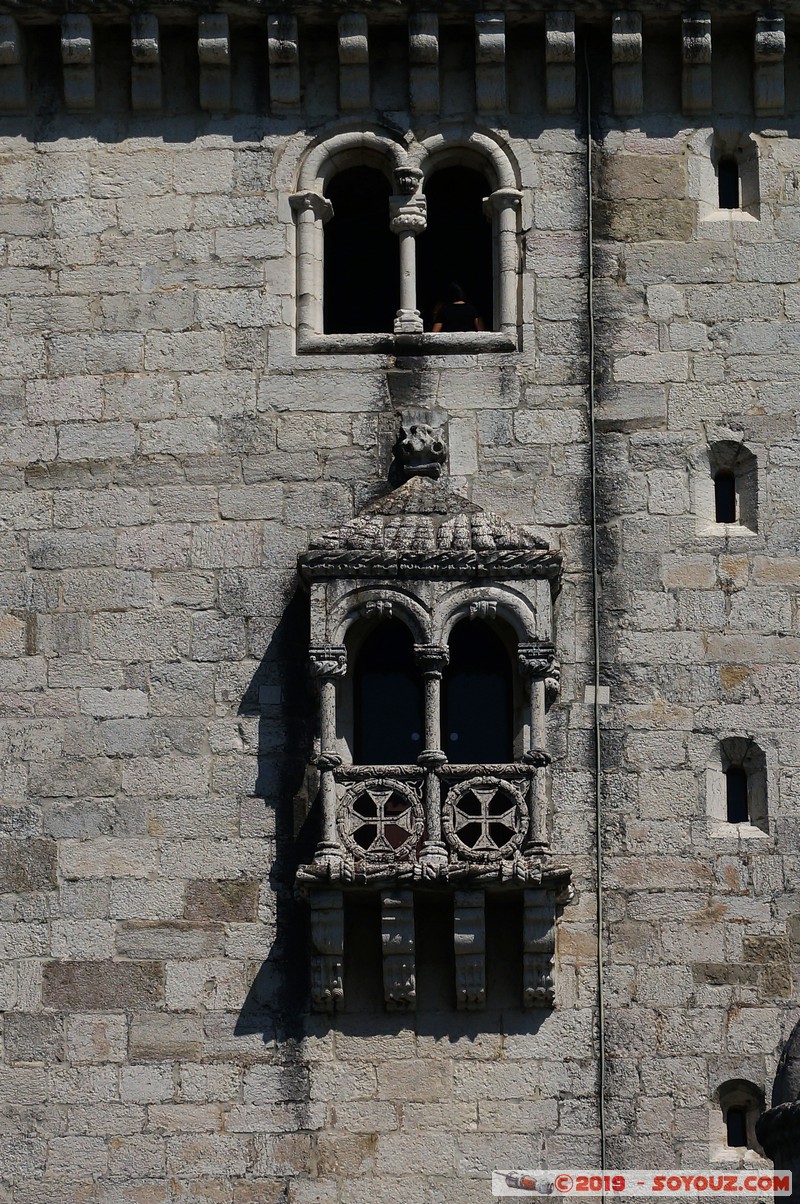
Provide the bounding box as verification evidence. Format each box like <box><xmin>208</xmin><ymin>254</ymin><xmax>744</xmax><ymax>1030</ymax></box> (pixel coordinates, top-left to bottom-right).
<box><xmin>290</xmin><ymin>191</ymin><xmax>333</xmax><ymax>341</ymax></box>
<box><xmin>308</xmin><ymin>646</ymin><xmax>347</xmax><ymax>863</ymax></box>
<box><xmin>414</xmin><ymin>643</ymin><xmax>449</xmax><ymax>866</ymax></box>
<box><xmin>390</xmin><ymin>167</ymin><xmax>426</xmax><ymax>335</ymax></box>
<box><xmin>483</xmin><ymin>187</ymin><xmax>523</xmax><ymax>338</ymax></box>
<box><xmin>518</xmin><ymin>641</ymin><xmax>559</xmax><ymax>851</ymax></box>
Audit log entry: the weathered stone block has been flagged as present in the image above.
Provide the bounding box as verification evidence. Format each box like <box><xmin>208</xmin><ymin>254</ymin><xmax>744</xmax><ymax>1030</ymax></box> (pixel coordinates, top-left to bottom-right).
<box><xmin>42</xmin><ymin>960</ymin><xmax>164</xmax><ymax>1010</ymax></box>
<box><xmin>184</xmin><ymin>879</ymin><xmax>259</xmax><ymax>922</ymax></box>
<box><xmin>0</xmin><ymin>838</ymin><xmax>57</xmax><ymax>892</ymax></box>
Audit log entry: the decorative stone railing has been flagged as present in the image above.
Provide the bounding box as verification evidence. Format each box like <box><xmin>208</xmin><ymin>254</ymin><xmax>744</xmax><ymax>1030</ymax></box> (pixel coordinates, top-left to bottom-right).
<box><xmin>297</xmin><ymin>761</ymin><xmax>564</xmax><ymax>887</ymax></box>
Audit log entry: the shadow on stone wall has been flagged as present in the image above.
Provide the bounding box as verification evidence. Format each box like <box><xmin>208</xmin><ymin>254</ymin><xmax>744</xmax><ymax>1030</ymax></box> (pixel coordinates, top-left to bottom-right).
<box><xmin>235</xmin><ymin>586</ymin><xmax>314</xmax><ymax>1045</ymax></box>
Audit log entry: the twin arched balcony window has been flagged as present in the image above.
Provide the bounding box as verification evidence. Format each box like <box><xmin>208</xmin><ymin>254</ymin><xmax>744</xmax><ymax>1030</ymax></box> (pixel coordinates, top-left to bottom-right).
<box><xmin>290</xmin><ymin>132</ymin><xmax>523</xmax><ymax>353</ymax></box>
<box><xmin>350</xmin><ymin>615</ymin><xmax>515</xmax><ymax>767</ymax></box>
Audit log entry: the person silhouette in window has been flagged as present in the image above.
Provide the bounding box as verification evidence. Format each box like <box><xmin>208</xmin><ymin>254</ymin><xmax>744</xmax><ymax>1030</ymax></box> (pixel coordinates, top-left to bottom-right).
<box><xmin>432</xmin><ymin>282</ymin><xmax>485</xmax><ymax>333</ymax></box>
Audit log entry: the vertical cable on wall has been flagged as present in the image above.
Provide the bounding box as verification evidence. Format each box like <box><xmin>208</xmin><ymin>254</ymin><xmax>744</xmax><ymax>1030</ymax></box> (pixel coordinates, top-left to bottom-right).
<box><xmin>584</xmin><ymin>38</ymin><xmax>607</xmax><ymax>1179</ymax></box>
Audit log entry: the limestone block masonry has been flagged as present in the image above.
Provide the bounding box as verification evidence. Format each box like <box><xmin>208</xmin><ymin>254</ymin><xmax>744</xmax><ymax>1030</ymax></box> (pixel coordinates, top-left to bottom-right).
<box><xmin>0</xmin><ymin>2</ymin><xmax>798</xmax><ymax>1202</ymax></box>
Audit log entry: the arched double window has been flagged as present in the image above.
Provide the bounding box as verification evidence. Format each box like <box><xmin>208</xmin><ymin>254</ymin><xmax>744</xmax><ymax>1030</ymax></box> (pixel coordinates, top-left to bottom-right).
<box><xmin>348</xmin><ymin>615</ymin><xmax>517</xmax><ymax>767</ymax></box>
<box><xmin>291</xmin><ymin>131</ymin><xmax>522</xmax><ymax>352</ymax></box>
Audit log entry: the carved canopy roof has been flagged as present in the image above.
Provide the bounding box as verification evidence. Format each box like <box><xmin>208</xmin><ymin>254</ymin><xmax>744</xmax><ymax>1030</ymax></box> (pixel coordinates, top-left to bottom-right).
<box><xmin>299</xmin><ymin>475</ymin><xmax>562</xmax><ymax>582</ymax></box>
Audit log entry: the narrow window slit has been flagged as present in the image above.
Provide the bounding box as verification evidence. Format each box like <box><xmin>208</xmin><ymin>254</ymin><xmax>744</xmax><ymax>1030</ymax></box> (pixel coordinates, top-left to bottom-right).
<box><xmin>718</xmin><ymin>156</ymin><xmax>740</xmax><ymax>210</ymax></box>
<box><xmin>714</xmin><ymin>469</ymin><xmax>737</xmax><ymax>523</ymax></box>
<box><xmin>725</xmin><ymin>766</ymin><xmax>748</xmax><ymax>824</ymax></box>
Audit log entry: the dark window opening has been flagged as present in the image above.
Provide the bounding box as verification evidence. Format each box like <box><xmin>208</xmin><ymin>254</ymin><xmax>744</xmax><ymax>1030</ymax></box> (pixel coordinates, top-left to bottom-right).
<box><xmin>416</xmin><ymin>166</ymin><xmax>494</xmax><ymax>332</ymax></box>
<box><xmin>353</xmin><ymin>619</ymin><xmax>423</xmax><ymax>765</ymax></box>
<box><xmin>444</xmin><ymin>620</ymin><xmax>513</xmax><ymax>763</ymax></box>
<box><xmin>725</xmin><ymin>1106</ymin><xmax>748</xmax><ymax>1148</ymax></box>
<box><xmin>323</xmin><ymin>166</ymin><xmax>399</xmax><ymax>335</ymax></box>
<box><xmin>725</xmin><ymin>766</ymin><xmax>749</xmax><ymax>824</ymax></box>
<box><xmin>718</xmin><ymin>156</ymin><xmax>741</xmax><ymax>210</ymax></box>
<box><xmin>714</xmin><ymin>469</ymin><xmax>737</xmax><ymax>523</ymax></box>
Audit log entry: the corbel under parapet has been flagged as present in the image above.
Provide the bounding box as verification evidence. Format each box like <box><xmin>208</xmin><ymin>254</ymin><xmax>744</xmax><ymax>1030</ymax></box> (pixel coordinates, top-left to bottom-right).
<box><xmin>409</xmin><ymin>13</ymin><xmax>439</xmax><ymax>115</ymax></box>
<box><xmin>338</xmin><ymin>15</ymin><xmax>369</xmax><ymax>113</ymax></box>
<box><xmin>381</xmin><ymin>890</ymin><xmax>416</xmax><ymax>1011</ymax></box>
<box><xmin>454</xmin><ymin>890</ymin><xmax>486</xmax><ymax>1010</ymax></box>
<box><xmin>61</xmin><ymin>15</ymin><xmax>94</xmax><ymax>112</ymax></box>
<box><xmin>198</xmin><ymin>14</ymin><xmax>231</xmax><ymax>113</ymax></box>
<box><xmin>545</xmin><ymin>12</ymin><xmax>576</xmax><ymax>114</ymax></box>
<box><xmin>131</xmin><ymin>14</ymin><xmax>161</xmax><ymax>112</ymax></box>
<box><xmin>475</xmin><ymin>12</ymin><xmax>506</xmax><ymax>114</ymax></box>
<box><xmin>0</xmin><ymin>17</ymin><xmax>25</xmax><ymax>112</ymax></box>
<box><xmin>754</xmin><ymin>12</ymin><xmax>785</xmax><ymax>116</ymax></box>
<box><xmin>309</xmin><ymin>889</ymin><xmax>344</xmax><ymax>1013</ymax></box>
<box><xmin>682</xmin><ymin>13</ymin><xmax>712</xmax><ymax>115</ymax></box>
<box><xmin>523</xmin><ymin>888</ymin><xmax>556</xmax><ymax>1007</ymax></box>
<box><xmin>268</xmin><ymin>14</ymin><xmax>300</xmax><ymax>112</ymax></box>
<box><xmin>612</xmin><ymin>11</ymin><xmax>643</xmax><ymax>116</ymax></box>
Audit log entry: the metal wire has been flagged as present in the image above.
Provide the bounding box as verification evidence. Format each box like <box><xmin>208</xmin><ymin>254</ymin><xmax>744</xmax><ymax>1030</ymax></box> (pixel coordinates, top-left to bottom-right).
<box><xmin>584</xmin><ymin>36</ymin><xmax>608</xmax><ymax>1181</ymax></box>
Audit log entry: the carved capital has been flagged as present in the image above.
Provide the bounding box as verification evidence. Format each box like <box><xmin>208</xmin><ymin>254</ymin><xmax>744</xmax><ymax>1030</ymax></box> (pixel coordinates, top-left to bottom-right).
<box><xmin>393</xmin><ymin>166</ymin><xmax>424</xmax><ymax>196</ymax></box>
<box><xmin>390</xmin><ymin>192</ymin><xmax>427</xmax><ymax>236</ymax></box>
<box><xmin>518</xmin><ymin>641</ymin><xmax>557</xmax><ymax>681</ymax></box>
<box><xmin>290</xmin><ymin>190</ymin><xmax>334</xmax><ymax>224</ymax></box>
<box><xmin>414</xmin><ymin>643</ymin><xmax>449</xmax><ymax>676</ymax></box>
<box><xmin>483</xmin><ymin>187</ymin><xmax>523</xmax><ymax>219</ymax></box>
<box><xmin>309</xmin><ymin>645</ymin><xmax>347</xmax><ymax>678</ymax></box>
<box><xmin>313</xmin><ymin>752</ymin><xmax>343</xmax><ymax>772</ymax></box>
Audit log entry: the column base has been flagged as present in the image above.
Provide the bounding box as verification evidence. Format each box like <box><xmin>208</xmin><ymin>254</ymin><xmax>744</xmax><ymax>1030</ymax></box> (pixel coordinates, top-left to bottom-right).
<box><xmin>394</xmin><ymin>308</ymin><xmax>424</xmax><ymax>334</ymax></box>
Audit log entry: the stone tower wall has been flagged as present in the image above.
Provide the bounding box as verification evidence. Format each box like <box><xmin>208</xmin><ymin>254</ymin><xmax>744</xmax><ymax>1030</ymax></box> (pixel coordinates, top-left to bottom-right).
<box><xmin>0</xmin><ymin>8</ymin><xmax>798</xmax><ymax>1202</ymax></box>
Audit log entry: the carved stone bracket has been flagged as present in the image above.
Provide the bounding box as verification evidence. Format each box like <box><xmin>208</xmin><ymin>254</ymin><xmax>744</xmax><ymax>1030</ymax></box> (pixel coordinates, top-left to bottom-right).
<box><xmin>454</xmin><ymin>890</ymin><xmax>486</xmax><ymax>1010</ymax></box>
<box><xmin>397</xmin><ymin>422</ymin><xmax>447</xmax><ymax>479</ymax></box>
<box><xmin>131</xmin><ymin>14</ymin><xmax>161</xmax><ymax>112</ymax></box>
<box><xmin>198</xmin><ymin>14</ymin><xmax>231</xmax><ymax>112</ymax></box>
<box><xmin>612</xmin><ymin>12</ymin><xmax>643</xmax><ymax>116</ymax></box>
<box><xmin>268</xmin><ymin>14</ymin><xmax>300</xmax><ymax>111</ymax></box>
<box><xmin>523</xmin><ymin>888</ymin><xmax>556</xmax><ymax>1007</ymax></box>
<box><xmin>545</xmin><ymin>12</ymin><xmax>576</xmax><ymax>113</ymax></box>
<box><xmin>409</xmin><ymin>13</ymin><xmax>439</xmax><ymax>114</ymax></box>
<box><xmin>475</xmin><ymin>12</ymin><xmax>506</xmax><ymax>113</ymax></box>
<box><xmin>381</xmin><ymin>890</ymin><xmax>416</xmax><ymax>1011</ymax></box>
<box><xmin>338</xmin><ymin>14</ymin><xmax>369</xmax><ymax>112</ymax></box>
<box><xmin>754</xmin><ymin>12</ymin><xmax>785</xmax><ymax>116</ymax></box>
<box><xmin>0</xmin><ymin>17</ymin><xmax>25</xmax><ymax>111</ymax></box>
<box><xmin>682</xmin><ymin>13</ymin><xmax>712</xmax><ymax>115</ymax></box>
<box><xmin>309</xmin><ymin>889</ymin><xmax>344</xmax><ymax>1013</ymax></box>
<box><xmin>309</xmin><ymin>646</ymin><xmax>347</xmax><ymax>678</ymax></box>
<box><xmin>61</xmin><ymin>15</ymin><xmax>94</xmax><ymax>111</ymax></box>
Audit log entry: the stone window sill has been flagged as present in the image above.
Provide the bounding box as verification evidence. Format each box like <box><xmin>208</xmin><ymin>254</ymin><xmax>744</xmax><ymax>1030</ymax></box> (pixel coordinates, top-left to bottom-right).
<box><xmin>297</xmin><ymin>330</ymin><xmax>517</xmax><ymax>355</ymax></box>
<box><xmin>707</xmin><ymin>820</ymin><xmax>770</xmax><ymax>841</ymax></box>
